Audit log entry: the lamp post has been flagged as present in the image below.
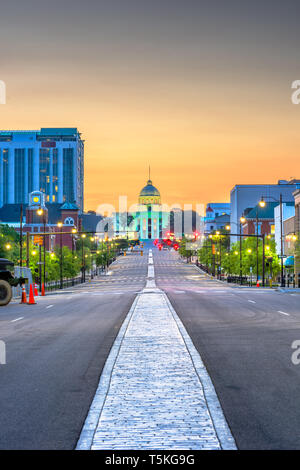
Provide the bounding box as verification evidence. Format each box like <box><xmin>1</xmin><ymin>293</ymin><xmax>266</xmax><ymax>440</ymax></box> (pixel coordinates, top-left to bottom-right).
<box><xmin>215</xmin><ymin>231</ymin><xmax>221</xmax><ymax>279</ymax></box>
<box><xmin>239</xmin><ymin>216</ymin><xmax>246</xmax><ymax>285</ymax></box>
<box><xmin>254</xmin><ymin>206</ymin><xmax>259</xmax><ymax>284</ymax></box>
<box><xmin>26</xmin><ymin>232</ymin><xmax>30</xmax><ymax>268</ymax></box>
<box><xmin>37</xmin><ymin>207</ymin><xmax>46</xmax><ymax>291</ymax></box>
<box><xmin>20</xmin><ymin>203</ymin><xmax>23</xmax><ymax>267</ymax></box>
<box><xmin>57</xmin><ymin>222</ymin><xmax>63</xmax><ymax>289</ymax></box>
<box><xmin>71</xmin><ymin>228</ymin><xmax>77</xmax><ymax>286</ymax></box>
<box><xmin>81</xmin><ymin>233</ymin><xmax>86</xmax><ymax>282</ymax></box>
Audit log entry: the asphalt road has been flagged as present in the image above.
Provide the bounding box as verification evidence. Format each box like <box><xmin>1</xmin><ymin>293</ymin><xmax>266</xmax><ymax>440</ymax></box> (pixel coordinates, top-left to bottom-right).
<box><xmin>0</xmin><ymin>248</ymin><xmax>147</xmax><ymax>450</ymax></box>
<box><xmin>154</xmin><ymin>248</ymin><xmax>300</xmax><ymax>450</ymax></box>
<box><xmin>2</xmin><ymin>244</ymin><xmax>300</xmax><ymax>450</ymax></box>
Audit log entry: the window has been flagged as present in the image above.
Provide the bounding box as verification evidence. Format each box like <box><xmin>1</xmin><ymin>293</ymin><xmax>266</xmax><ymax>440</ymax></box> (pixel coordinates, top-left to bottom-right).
<box><xmin>63</xmin><ymin>148</ymin><xmax>74</xmax><ymax>202</ymax></box>
<box><xmin>64</xmin><ymin>216</ymin><xmax>74</xmax><ymax>225</ymax></box>
<box><xmin>2</xmin><ymin>149</ymin><xmax>9</xmax><ymax>204</ymax></box>
<box><xmin>14</xmin><ymin>149</ymin><xmax>25</xmax><ymax>203</ymax></box>
<box><xmin>28</xmin><ymin>149</ymin><xmax>34</xmax><ymax>193</ymax></box>
<box><xmin>39</xmin><ymin>148</ymin><xmax>50</xmax><ymax>195</ymax></box>
<box><xmin>52</xmin><ymin>149</ymin><xmax>58</xmax><ymax>199</ymax></box>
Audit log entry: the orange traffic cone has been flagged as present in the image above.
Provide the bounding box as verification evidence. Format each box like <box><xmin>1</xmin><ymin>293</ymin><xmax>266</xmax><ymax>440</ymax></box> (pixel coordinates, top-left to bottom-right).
<box><xmin>256</xmin><ymin>280</ymin><xmax>260</xmax><ymax>287</ymax></box>
<box><xmin>20</xmin><ymin>285</ymin><xmax>27</xmax><ymax>304</ymax></box>
<box><xmin>41</xmin><ymin>283</ymin><xmax>45</xmax><ymax>296</ymax></box>
<box><xmin>34</xmin><ymin>283</ymin><xmax>39</xmax><ymax>296</ymax></box>
<box><xmin>28</xmin><ymin>284</ymin><xmax>36</xmax><ymax>305</ymax></box>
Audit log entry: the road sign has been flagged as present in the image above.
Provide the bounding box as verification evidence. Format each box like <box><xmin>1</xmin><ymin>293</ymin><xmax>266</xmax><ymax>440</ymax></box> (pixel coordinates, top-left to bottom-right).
<box><xmin>33</xmin><ymin>235</ymin><xmax>43</xmax><ymax>245</ymax></box>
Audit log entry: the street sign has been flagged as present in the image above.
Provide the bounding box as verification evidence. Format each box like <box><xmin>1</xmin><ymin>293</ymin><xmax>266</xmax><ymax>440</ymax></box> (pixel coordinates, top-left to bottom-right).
<box><xmin>33</xmin><ymin>235</ymin><xmax>43</xmax><ymax>245</ymax></box>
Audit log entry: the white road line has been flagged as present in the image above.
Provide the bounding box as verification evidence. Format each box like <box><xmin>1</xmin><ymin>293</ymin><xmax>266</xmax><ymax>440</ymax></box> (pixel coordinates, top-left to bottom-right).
<box><xmin>278</xmin><ymin>311</ymin><xmax>290</xmax><ymax>316</ymax></box>
<box><xmin>248</xmin><ymin>300</ymin><xmax>256</xmax><ymax>303</ymax></box>
<box><xmin>46</xmin><ymin>305</ymin><xmax>54</xmax><ymax>309</ymax></box>
<box><xmin>11</xmin><ymin>317</ymin><xmax>24</xmax><ymax>323</ymax></box>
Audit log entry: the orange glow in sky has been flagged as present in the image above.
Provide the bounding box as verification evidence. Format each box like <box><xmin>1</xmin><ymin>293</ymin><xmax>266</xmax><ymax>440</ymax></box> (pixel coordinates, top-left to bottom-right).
<box><xmin>0</xmin><ymin>2</ymin><xmax>299</xmax><ymax>211</ymax></box>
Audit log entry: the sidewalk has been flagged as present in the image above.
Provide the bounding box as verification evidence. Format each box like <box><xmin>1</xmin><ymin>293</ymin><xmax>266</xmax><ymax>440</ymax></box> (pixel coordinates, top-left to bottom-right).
<box><xmin>77</xmin><ymin>252</ymin><xmax>236</xmax><ymax>450</ymax></box>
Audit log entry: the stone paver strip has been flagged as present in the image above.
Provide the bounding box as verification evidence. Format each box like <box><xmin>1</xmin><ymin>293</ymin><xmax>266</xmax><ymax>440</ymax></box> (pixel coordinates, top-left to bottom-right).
<box><xmin>77</xmin><ymin>251</ymin><xmax>236</xmax><ymax>450</ymax></box>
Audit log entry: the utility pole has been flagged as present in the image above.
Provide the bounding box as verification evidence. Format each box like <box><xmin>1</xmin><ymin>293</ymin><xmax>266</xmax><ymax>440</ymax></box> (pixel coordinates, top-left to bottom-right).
<box><xmin>256</xmin><ymin>206</ymin><xmax>259</xmax><ymax>283</ymax></box>
<box><xmin>20</xmin><ymin>203</ymin><xmax>23</xmax><ymax>267</ymax></box>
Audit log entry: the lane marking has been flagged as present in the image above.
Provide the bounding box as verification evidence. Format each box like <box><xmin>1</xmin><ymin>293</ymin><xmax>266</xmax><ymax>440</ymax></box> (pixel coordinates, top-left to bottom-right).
<box><xmin>278</xmin><ymin>311</ymin><xmax>290</xmax><ymax>316</ymax></box>
<box><xmin>46</xmin><ymin>305</ymin><xmax>54</xmax><ymax>309</ymax></box>
<box><xmin>11</xmin><ymin>317</ymin><xmax>24</xmax><ymax>323</ymax></box>
<box><xmin>248</xmin><ymin>300</ymin><xmax>256</xmax><ymax>303</ymax></box>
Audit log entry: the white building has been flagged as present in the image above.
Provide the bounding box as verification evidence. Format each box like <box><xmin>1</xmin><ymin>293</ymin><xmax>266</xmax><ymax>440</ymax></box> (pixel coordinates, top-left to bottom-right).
<box><xmin>274</xmin><ymin>203</ymin><xmax>295</xmax><ymax>255</ymax></box>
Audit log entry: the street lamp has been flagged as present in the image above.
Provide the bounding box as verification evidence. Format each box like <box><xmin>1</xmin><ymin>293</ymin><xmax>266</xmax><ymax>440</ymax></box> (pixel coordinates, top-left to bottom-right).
<box><xmin>37</xmin><ymin>207</ymin><xmax>47</xmax><ymax>292</ymax></box>
<box><xmin>239</xmin><ymin>216</ymin><xmax>246</xmax><ymax>284</ymax></box>
<box><xmin>57</xmin><ymin>222</ymin><xmax>63</xmax><ymax>289</ymax></box>
<box><xmin>81</xmin><ymin>233</ymin><xmax>86</xmax><ymax>282</ymax></box>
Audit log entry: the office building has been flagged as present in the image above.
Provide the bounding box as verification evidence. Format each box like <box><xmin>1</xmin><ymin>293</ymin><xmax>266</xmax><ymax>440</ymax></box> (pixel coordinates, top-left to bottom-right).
<box><xmin>0</xmin><ymin>128</ymin><xmax>84</xmax><ymax>211</ymax></box>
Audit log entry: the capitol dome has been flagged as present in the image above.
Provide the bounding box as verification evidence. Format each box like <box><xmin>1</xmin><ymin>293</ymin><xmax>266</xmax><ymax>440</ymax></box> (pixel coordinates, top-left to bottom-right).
<box><xmin>139</xmin><ymin>179</ymin><xmax>161</xmax><ymax>204</ymax></box>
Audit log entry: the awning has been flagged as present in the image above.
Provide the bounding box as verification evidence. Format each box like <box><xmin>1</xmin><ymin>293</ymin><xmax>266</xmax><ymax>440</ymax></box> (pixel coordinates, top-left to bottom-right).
<box><xmin>284</xmin><ymin>256</ymin><xmax>294</xmax><ymax>267</ymax></box>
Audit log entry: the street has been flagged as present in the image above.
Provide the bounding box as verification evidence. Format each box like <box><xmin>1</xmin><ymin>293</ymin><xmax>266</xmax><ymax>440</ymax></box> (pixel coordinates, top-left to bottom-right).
<box><xmin>0</xmin><ymin>252</ymin><xmax>146</xmax><ymax>449</ymax></box>
<box><xmin>1</xmin><ymin>246</ymin><xmax>300</xmax><ymax>449</ymax></box>
<box><xmin>155</xmin><ymin>249</ymin><xmax>300</xmax><ymax>450</ymax></box>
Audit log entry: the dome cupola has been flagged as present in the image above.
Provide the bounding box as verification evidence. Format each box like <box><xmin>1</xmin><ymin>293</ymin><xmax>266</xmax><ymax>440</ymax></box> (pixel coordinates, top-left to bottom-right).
<box><xmin>139</xmin><ymin>179</ymin><xmax>161</xmax><ymax>205</ymax></box>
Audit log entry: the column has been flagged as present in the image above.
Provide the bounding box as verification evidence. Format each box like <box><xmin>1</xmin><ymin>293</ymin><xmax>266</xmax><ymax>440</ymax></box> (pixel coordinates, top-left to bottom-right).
<box><xmin>33</xmin><ymin>146</ymin><xmax>39</xmax><ymax>191</ymax></box>
<box><xmin>58</xmin><ymin>146</ymin><xmax>63</xmax><ymax>203</ymax></box>
<box><xmin>8</xmin><ymin>147</ymin><xmax>15</xmax><ymax>203</ymax></box>
<box><xmin>24</xmin><ymin>148</ymin><xmax>28</xmax><ymax>203</ymax></box>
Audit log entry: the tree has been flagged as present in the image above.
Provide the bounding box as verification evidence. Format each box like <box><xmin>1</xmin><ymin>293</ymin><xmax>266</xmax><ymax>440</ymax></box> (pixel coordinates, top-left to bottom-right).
<box><xmin>179</xmin><ymin>238</ymin><xmax>193</xmax><ymax>262</ymax></box>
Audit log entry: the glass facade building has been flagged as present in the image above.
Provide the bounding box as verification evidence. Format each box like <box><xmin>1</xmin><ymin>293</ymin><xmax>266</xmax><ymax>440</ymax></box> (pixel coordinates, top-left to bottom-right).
<box><xmin>0</xmin><ymin>128</ymin><xmax>84</xmax><ymax>211</ymax></box>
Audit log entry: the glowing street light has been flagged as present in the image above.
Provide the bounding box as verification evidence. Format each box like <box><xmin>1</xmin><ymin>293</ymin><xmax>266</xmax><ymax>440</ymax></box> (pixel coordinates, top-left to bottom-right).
<box><xmin>259</xmin><ymin>198</ymin><xmax>266</xmax><ymax>208</ymax></box>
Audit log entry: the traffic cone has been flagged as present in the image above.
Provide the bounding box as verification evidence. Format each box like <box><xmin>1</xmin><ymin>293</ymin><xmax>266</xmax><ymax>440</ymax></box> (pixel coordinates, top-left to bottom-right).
<box><xmin>28</xmin><ymin>284</ymin><xmax>36</xmax><ymax>305</ymax></box>
<box><xmin>34</xmin><ymin>283</ymin><xmax>39</xmax><ymax>296</ymax></box>
<box><xmin>41</xmin><ymin>283</ymin><xmax>45</xmax><ymax>296</ymax></box>
<box><xmin>20</xmin><ymin>285</ymin><xmax>27</xmax><ymax>304</ymax></box>
<box><xmin>256</xmin><ymin>280</ymin><xmax>260</xmax><ymax>287</ymax></box>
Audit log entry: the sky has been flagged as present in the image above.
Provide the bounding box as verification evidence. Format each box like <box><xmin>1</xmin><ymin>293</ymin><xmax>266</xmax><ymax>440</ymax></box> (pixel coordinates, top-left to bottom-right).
<box><xmin>1</xmin><ymin>0</ymin><xmax>300</xmax><ymax>211</ymax></box>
